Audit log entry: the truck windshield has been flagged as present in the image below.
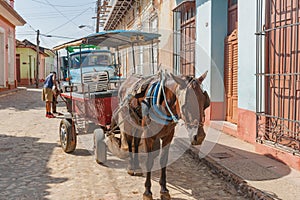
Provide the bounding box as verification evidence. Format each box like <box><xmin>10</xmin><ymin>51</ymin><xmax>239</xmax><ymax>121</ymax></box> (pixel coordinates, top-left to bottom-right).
<box><xmin>70</xmin><ymin>52</ymin><xmax>112</xmax><ymax>68</ymax></box>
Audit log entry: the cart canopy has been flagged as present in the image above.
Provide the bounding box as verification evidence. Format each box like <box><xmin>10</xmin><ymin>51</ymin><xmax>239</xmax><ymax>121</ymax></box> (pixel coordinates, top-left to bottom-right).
<box><xmin>53</xmin><ymin>30</ymin><xmax>161</xmax><ymax>51</ymax></box>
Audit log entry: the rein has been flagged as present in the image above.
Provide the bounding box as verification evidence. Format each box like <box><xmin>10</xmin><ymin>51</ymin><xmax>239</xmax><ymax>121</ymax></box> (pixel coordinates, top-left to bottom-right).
<box><xmin>160</xmin><ymin>72</ymin><xmax>179</xmax><ymax>123</ymax></box>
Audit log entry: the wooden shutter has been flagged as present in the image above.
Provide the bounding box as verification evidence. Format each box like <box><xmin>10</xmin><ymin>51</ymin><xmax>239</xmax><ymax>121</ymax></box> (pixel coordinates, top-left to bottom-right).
<box><xmin>16</xmin><ymin>54</ymin><xmax>21</xmax><ymax>83</ymax></box>
<box><xmin>224</xmin><ymin>29</ymin><xmax>238</xmax><ymax>124</ymax></box>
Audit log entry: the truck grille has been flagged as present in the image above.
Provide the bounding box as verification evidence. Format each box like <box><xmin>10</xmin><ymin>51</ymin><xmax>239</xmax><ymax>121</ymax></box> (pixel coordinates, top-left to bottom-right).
<box><xmin>82</xmin><ymin>72</ymin><xmax>108</xmax><ymax>92</ymax></box>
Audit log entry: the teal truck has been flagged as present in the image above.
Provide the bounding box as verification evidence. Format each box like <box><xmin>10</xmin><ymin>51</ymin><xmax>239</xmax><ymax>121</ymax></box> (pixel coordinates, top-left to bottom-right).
<box><xmin>67</xmin><ymin>49</ymin><xmax>121</xmax><ymax>92</ymax></box>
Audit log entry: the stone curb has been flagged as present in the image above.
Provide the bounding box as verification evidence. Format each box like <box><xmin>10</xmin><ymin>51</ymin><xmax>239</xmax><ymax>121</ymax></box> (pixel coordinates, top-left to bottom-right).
<box><xmin>187</xmin><ymin>147</ymin><xmax>277</xmax><ymax>200</ymax></box>
<box><xmin>0</xmin><ymin>88</ymin><xmax>25</xmax><ymax>97</ymax></box>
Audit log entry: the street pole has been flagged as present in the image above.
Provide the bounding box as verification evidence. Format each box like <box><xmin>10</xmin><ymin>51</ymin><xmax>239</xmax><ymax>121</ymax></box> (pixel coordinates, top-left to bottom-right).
<box><xmin>96</xmin><ymin>0</ymin><xmax>101</xmax><ymax>33</ymax></box>
<box><xmin>36</xmin><ymin>29</ymin><xmax>40</xmax><ymax>88</ymax></box>
<box><xmin>56</xmin><ymin>50</ymin><xmax>59</xmax><ymax>80</ymax></box>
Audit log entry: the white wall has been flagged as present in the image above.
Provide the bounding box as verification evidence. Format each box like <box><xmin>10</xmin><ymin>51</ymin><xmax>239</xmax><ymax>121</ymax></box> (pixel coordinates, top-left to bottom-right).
<box><xmin>0</xmin><ymin>27</ymin><xmax>5</xmax><ymax>87</ymax></box>
<box><xmin>8</xmin><ymin>33</ymin><xmax>15</xmax><ymax>84</ymax></box>
<box><xmin>195</xmin><ymin>0</ymin><xmax>211</xmax><ymax>94</ymax></box>
<box><xmin>238</xmin><ymin>0</ymin><xmax>257</xmax><ymax>111</ymax></box>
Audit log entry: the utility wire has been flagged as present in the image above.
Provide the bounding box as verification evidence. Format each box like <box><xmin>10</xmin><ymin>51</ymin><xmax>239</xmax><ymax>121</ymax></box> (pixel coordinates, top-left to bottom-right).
<box><xmin>31</xmin><ymin>0</ymin><xmax>96</xmax><ymax>8</ymax></box>
<box><xmin>40</xmin><ymin>34</ymin><xmax>76</xmax><ymax>39</ymax></box>
<box><xmin>16</xmin><ymin>33</ymin><xmax>36</xmax><ymax>36</ymax></box>
<box><xmin>25</xmin><ymin>23</ymin><xmax>37</xmax><ymax>32</ymax></box>
<box><xmin>39</xmin><ymin>36</ymin><xmax>53</xmax><ymax>48</ymax></box>
<box><xmin>45</xmin><ymin>6</ymin><xmax>92</xmax><ymax>34</ymax></box>
<box><xmin>42</xmin><ymin>0</ymin><xmax>92</xmax><ymax>34</ymax></box>
<box><xmin>27</xmin><ymin>15</ymin><xmax>89</xmax><ymax>20</ymax></box>
<box><xmin>22</xmin><ymin>9</ymin><xmax>93</xmax><ymax>16</ymax></box>
<box><xmin>16</xmin><ymin>33</ymin><xmax>76</xmax><ymax>39</ymax></box>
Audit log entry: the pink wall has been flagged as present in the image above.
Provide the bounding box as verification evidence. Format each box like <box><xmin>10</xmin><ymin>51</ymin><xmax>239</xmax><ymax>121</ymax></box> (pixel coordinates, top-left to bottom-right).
<box><xmin>0</xmin><ymin>15</ymin><xmax>16</xmax><ymax>89</ymax></box>
<box><xmin>9</xmin><ymin>0</ymin><xmax>15</xmax><ymax>8</ymax></box>
<box><xmin>40</xmin><ymin>56</ymin><xmax>45</xmax><ymax>81</ymax></box>
<box><xmin>237</xmin><ymin>108</ymin><xmax>256</xmax><ymax>144</ymax></box>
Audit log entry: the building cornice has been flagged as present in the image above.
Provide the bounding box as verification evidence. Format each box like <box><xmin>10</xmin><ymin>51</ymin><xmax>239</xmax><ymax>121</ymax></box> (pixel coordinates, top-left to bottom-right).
<box><xmin>104</xmin><ymin>0</ymin><xmax>135</xmax><ymax>30</ymax></box>
<box><xmin>0</xmin><ymin>0</ymin><xmax>26</xmax><ymax>26</ymax></box>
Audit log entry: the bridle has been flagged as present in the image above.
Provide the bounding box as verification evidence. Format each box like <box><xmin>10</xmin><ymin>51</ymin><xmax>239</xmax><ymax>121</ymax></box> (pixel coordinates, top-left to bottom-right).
<box><xmin>177</xmin><ymin>76</ymin><xmax>206</xmax><ymax>130</ymax></box>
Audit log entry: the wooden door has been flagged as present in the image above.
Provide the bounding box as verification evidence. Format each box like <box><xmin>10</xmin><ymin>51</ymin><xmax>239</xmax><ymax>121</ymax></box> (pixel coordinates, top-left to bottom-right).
<box><xmin>0</xmin><ymin>32</ymin><xmax>4</xmax><ymax>87</ymax></box>
<box><xmin>224</xmin><ymin>29</ymin><xmax>238</xmax><ymax>124</ymax></box>
<box><xmin>16</xmin><ymin>54</ymin><xmax>21</xmax><ymax>83</ymax></box>
<box><xmin>228</xmin><ymin>0</ymin><xmax>238</xmax><ymax>34</ymax></box>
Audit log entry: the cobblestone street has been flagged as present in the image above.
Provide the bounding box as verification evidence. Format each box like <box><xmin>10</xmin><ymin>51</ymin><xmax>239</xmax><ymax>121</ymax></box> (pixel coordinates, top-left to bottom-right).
<box><xmin>0</xmin><ymin>89</ymin><xmax>249</xmax><ymax>200</ymax></box>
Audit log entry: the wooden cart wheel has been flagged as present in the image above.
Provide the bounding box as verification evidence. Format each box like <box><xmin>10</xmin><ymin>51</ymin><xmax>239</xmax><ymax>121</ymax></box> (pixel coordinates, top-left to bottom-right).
<box><xmin>94</xmin><ymin>128</ymin><xmax>107</xmax><ymax>164</ymax></box>
<box><xmin>59</xmin><ymin>119</ymin><xmax>77</xmax><ymax>153</ymax></box>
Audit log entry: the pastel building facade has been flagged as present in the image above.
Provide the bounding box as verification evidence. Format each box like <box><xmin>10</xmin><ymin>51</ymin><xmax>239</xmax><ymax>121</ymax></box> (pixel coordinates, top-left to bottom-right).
<box><xmin>0</xmin><ymin>0</ymin><xmax>25</xmax><ymax>91</ymax></box>
<box><xmin>16</xmin><ymin>39</ymin><xmax>53</xmax><ymax>86</ymax></box>
<box><xmin>103</xmin><ymin>0</ymin><xmax>300</xmax><ymax>170</ymax></box>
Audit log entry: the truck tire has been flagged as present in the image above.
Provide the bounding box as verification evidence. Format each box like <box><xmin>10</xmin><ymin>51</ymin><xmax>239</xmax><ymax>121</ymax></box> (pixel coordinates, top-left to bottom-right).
<box><xmin>59</xmin><ymin>119</ymin><xmax>77</xmax><ymax>153</ymax></box>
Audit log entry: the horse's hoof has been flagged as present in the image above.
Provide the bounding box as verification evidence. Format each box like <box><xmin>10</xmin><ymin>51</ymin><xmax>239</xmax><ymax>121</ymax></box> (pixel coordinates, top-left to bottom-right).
<box><xmin>127</xmin><ymin>169</ymin><xmax>134</xmax><ymax>176</ymax></box>
<box><xmin>191</xmin><ymin>140</ymin><xmax>201</xmax><ymax>145</ymax></box>
<box><xmin>191</xmin><ymin>135</ymin><xmax>205</xmax><ymax>146</ymax></box>
<box><xmin>134</xmin><ymin>168</ymin><xmax>143</xmax><ymax>176</ymax></box>
<box><xmin>160</xmin><ymin>191</ymin><xmax>171</xmax><ymax>200</ymax></box>
<box><xmin>143</xmin><ymin>194</ymin><xmax>153</xmax><ymax>200</ymax></box>
<box><xmin>128</xmin><ymin>168</ymin><xmax>143</xmax><ymax>176</ymax></box>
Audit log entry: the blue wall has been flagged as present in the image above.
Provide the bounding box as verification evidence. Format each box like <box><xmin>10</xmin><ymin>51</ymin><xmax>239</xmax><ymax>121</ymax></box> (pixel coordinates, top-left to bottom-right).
<box><xmin>211</xmin><ymin>0</ymin><xmax>227</xmax><ymax>102</ymax></box>
<box><xmin>238</xmin><ymin>0</ymin><xmax>257</xmax><ymax>111</ymax></box>
<box><xmin>176</xmin><ymin>0</ymin><xmax>186</xmax><ymax>4</ymax></box>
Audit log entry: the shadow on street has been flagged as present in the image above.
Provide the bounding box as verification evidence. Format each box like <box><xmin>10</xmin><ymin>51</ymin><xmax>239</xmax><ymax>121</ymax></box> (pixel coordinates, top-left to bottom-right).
<box><xmin>150</xmin><ymin>138</ymin><xmax>290</xmax><ymax>200</ymax></box>
<box><xmin>0</xmin><ymin>134</ymin><xmax>68</xmax><ymax>199</ymax></box>
<box><xmin>0</xmin><ymin>89</ymin><xmax>45</xmax><ymax>111</ymax></box>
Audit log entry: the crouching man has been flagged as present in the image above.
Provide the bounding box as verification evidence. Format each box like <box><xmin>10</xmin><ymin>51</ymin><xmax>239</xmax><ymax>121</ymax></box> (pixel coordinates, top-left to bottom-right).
<box><xmin>42</xmin><ymin>71</ymin><xmax>57</xmax><ymax>118</ymax></box>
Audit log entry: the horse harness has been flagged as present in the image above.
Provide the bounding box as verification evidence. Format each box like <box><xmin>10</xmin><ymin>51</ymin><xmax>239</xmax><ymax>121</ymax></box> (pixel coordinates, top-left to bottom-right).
<box><xmin>142</xmin><ymin>82</ymin><xmax>178</xmax><ymax>125</ymax></box>
<box><xmin>125</xmin><ymin>72</ymin><xmax>179</xmax><ymax>126</ymax></box>
<box><xmin>113</xmin><ymin>72</ymin><xmax>209</xmax><ymax>132</ymax></box>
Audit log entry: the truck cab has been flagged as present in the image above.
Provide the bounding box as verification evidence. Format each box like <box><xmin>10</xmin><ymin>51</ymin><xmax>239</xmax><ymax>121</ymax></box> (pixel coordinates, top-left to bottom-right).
<box><xmin>63</xmin><ymin>49</ymin><xmax>121</xmax><ymax>93</ymax></box>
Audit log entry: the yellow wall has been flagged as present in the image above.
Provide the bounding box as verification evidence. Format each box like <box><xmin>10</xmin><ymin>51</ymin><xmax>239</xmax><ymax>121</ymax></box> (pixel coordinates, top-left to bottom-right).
<box><xmin>16</xmin><ymin>47</ymin><xmax>36</xmax><ymax>82</ymax></box>
<box><xmin>16</xmin><ymin>47</ymin><xmax>52</xmax><ymax>84</ymax></box>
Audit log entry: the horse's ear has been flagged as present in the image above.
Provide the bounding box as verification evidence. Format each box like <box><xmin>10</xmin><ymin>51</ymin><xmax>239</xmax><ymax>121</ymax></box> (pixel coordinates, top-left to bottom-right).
<box><xmin>170</xmin><ymin>73</ymin><xmax>186</xmax><ymax>88</ymax></box>
<box><xmin>198</xmin><ymin>70</ymin><xmax>208</xmax><ymax>83</ymax></box>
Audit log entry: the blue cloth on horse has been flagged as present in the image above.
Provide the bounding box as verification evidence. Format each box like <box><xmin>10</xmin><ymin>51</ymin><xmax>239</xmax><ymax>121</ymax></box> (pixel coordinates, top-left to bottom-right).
<box><xmin>143</xmin><ymin>81</ymin><xmax>178</xmax><ymax>125</ymax></box>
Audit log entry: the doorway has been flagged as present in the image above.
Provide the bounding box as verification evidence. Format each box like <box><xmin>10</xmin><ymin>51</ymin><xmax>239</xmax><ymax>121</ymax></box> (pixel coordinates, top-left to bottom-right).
<box><xmin>16</xmin><ymin>54</ymin><xmax>21</xmax><ymax>83</ymax></box>
<box><xmin>224</xmin><ymin>0</ymin><xmax>238</xmax><ymax>124</ymax></box>
<box><xmin>0</xmin><ymin>30</ymin><xmax>5</xmax><ymax>87</ymax></box>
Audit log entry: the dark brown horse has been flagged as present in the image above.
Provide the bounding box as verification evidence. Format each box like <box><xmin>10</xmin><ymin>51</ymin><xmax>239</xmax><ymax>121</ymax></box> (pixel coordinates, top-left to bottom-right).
<box><xmin>113</xmin><ymin>71</ymin><xmax>210</xmax><ymax>200</ymax></box>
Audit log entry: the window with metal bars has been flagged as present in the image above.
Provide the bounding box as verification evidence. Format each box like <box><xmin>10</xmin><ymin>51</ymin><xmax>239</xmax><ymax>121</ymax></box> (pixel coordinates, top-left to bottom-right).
<box><xmin>256</xmin><ymin>0</ymin><xmax>300</xmax><ymax>155</ymax></box>
<box><xmin>173</xmin><ymin>0</ymin><xmax>196</xmax><ymax>76</ymax></box>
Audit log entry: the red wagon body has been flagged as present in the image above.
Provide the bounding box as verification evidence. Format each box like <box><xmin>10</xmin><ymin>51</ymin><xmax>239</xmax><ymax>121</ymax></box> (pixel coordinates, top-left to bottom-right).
<box><xmin>61</xmin><ymin>90</ymin><xmax>118</xmax><ymax>127</ymax></box>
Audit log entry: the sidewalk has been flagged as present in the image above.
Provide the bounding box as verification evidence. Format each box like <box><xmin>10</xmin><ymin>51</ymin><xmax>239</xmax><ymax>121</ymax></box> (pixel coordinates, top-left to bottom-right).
<box><xmin>0</xmin><ymin>87</ymin><xmax>42</xmax><ymax>98</ymax></box>
<box><xmin>188</xmin><ymin>125</ymin><xmax>300</xmax><ymax>200</ymax></box>
<box><xmin>0</xmin><ymin>87</ymin><xmax>23</xmax><ymax>97</ymax></box>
